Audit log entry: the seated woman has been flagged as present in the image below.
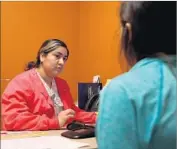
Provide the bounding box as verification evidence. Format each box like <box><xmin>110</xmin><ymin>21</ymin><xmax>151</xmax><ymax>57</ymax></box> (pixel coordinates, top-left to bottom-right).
<box><xmin>2</xmin><ymin>39</ymin><xmax>96</xmax><ymax>131</ymax></box>
<box><xmin>96</xmin><ymin>2</ymin><xmax>176</xmax><ymax>149</ymax></box>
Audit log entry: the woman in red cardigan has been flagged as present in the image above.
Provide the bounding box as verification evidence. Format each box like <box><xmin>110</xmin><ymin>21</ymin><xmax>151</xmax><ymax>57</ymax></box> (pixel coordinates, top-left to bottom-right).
<box><xmin>1</xmin><ymin>39</ymin><xmax>96</xmax><ymax>131</ymax></box>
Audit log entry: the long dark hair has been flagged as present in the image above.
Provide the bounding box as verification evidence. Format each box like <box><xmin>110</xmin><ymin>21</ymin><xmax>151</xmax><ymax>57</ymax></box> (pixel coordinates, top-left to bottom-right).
<box><xmin>120</xmin><ymin>2</ymin><xmax>176</xmax><ymax>66</ymax></box>
<box><xmin>25</xmin><ymin>39</ymin><xmax>69</xmax><ymax>71</ymax></box>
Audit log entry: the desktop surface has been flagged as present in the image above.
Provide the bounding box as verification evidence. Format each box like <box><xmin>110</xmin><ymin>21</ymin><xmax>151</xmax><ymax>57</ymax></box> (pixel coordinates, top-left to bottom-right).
<box><xmin>1</xmin><ymin>129</ymin><xmax>97</xmax><ymax>149</ymax></box>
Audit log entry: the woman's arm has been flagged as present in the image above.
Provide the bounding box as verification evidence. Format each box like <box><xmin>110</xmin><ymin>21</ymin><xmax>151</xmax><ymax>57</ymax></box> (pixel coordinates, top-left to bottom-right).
<box><xmin>63</xmin><ymin>81</ymin><xmax>97</xmax><ymax>124</ymax></box>
<box><xmin>71</xmin><ymin>103</ymin><xmax>97</xmax><ymax>124</ymax></box>
<box><xmin>2</xmin><ymin>78</ymin><xmax>59</xmax><ymax>131</ymax></box>
<box><xmin>96</xmin><ymin>83</ymin><xmax>138</xmax><ymax>149</ymax></box>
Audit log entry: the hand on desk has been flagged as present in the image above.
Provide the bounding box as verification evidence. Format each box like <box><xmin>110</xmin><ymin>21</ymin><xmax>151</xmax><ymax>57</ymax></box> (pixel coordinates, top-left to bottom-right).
<box><xmin>58</xmin><ymin>109</ymin><xmax>75</xmax><ymax>127</ymax></box>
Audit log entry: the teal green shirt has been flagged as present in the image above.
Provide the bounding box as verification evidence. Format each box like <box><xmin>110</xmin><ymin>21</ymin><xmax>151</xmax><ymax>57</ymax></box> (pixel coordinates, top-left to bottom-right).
<box><xmin>96</xmin><ymin>56</ymin><xmax>176</xmax><ymax>149</ymax></box>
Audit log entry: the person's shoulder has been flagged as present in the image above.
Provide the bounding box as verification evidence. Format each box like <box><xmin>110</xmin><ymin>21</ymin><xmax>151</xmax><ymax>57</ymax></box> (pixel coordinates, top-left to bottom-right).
<box><xmin>101</xmin><ymin>73</ymin><xmax>128</xmax><ymax>97</ymax></box>
<box><xmin>119</xmin><ymin>58</ymin><xmax>163</xmax><ymax>83</ymax></box>
<box><xmin>55</xmin><ymin>77</ymin><xmax>68</xmax><ymax>86</ymax></box>
<box><xmin>2</xmin><ymin>69</ymin><xmax>35</xmax><ymax>94</ymax></box>
<box><xmin>11</xmin><ymin>69</ymin><xmax>35</xmax><ymax>82</ymax></box>
<box><xmin>5</xmin><ymin>69</ymin><xmax>36</xmax><ymax>90</ymax></box>
<box><xmin>103</xmin><ymin>58</ymin><xmax>164</xmax><ymax>94</ymax></box>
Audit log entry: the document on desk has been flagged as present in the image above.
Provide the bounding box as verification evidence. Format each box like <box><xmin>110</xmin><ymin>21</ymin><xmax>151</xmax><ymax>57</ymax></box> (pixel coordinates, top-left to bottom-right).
<box><xmin>1</xmin><ymin>136</ymin><xmax>89</xmax><ymax>149</ymax></box>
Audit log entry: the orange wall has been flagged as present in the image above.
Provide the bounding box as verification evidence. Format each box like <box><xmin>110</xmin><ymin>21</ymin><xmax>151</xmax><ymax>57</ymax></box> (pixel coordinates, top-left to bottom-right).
<box><xmin>1</xmin><ymin>2</ymin><xmax>80</xmax><ymax>98</ymax></box>
<box><xmin>1</xmin><ymin>2</ymin><xmax>127</xmax><ymax>99</ymax></box>
<box><xmin>78</xmin><ymin>2</ymin><xmax>127</xmax><ymax>86</ymax></box>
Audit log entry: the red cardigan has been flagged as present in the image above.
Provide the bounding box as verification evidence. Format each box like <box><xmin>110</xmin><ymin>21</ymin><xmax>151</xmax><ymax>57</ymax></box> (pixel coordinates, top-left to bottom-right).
<box><xmin>1</xmin><ymin>69</ymin><xmax>96</xmax><ymax>131</ymax></box>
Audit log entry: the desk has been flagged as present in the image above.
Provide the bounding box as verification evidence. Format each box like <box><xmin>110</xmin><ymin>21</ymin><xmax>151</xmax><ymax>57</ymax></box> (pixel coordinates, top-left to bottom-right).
<box><xmin>1</xmin><ymin>130</ymin><xmax>97</xmax><ymax>149</ymax></box>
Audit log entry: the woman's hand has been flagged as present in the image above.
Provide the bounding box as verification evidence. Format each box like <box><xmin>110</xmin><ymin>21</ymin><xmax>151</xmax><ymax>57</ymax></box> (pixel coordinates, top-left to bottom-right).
<box><xmin>58</xmin><ymin>109</ymin><xmax>75</xmax><ymax>127</ymax></box>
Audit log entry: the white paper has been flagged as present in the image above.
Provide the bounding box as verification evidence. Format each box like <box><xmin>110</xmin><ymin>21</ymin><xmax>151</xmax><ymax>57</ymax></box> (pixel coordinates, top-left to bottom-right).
<box><xmin>92</xmin><ymin>75</ymin><xmax>100</xmax><ymax>83</ymax></box>
<box><xmin>1</xmin><ymin>136</ymin><xmax>89</xmax><ymax>149</ymax></box>
<box><xmin>1</xmin><ymin>131</ymin><xmax>32</xmax><ymax>134</ymax></box>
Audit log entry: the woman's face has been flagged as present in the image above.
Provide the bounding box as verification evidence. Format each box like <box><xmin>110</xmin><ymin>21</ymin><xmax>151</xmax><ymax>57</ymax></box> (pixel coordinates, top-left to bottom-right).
<box><xmin>40</xmin><ymin>46</ymin><xmax>68</xmax><ymax>77</ymax></box>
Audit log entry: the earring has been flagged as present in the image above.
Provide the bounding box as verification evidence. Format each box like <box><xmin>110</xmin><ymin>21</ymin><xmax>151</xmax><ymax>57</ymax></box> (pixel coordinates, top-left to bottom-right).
<box><xmin>125</xmin><ymin>23</ymin><xmax>132</xmax><ymax>43</ymax></box>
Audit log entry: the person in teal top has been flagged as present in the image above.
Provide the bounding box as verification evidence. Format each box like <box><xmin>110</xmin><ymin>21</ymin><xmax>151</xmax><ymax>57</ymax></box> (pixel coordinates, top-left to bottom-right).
<box><xmin>96</xmin><ymin>2</ymin><xmax>176</xmax><ymax>149</ymax></box>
